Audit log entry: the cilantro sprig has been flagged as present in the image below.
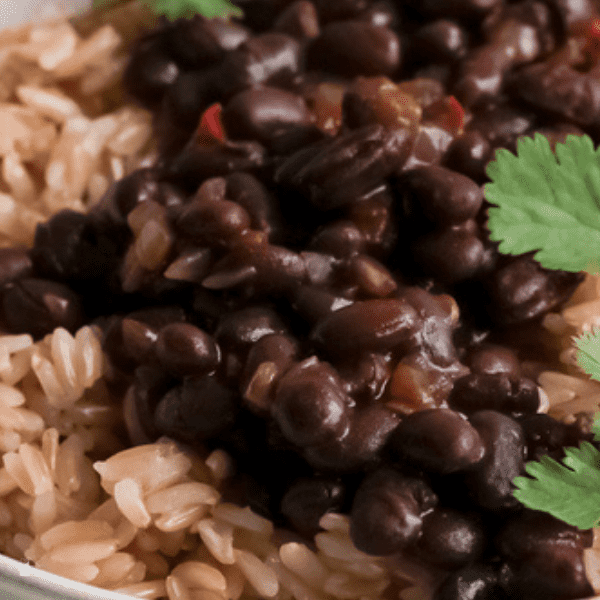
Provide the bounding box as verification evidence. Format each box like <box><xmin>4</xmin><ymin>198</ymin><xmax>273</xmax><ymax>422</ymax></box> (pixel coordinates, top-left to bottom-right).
<box><xmin>485</xmin><ymin>133</ymin><xmax>600</xmax><ymax>274</ymax></box>
<box><xmin>92</xmin><ymin>0</ymin><xmax>243</xmax><ymax>20</ymax></box>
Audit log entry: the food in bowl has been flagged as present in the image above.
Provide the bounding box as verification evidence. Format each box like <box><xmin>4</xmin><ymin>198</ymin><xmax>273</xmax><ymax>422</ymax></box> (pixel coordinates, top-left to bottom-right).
<box><xmin>1</xmin><ymin>0</ymin><xmax>600</xmax><ymax>599</ymax></box>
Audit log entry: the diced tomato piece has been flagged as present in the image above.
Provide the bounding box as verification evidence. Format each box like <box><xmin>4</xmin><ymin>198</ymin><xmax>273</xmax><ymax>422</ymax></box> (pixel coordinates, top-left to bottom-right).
<box><xmin>197</xmin><ymin>103</ymin><xmax>226</xmax><ymax>143</ymax></box>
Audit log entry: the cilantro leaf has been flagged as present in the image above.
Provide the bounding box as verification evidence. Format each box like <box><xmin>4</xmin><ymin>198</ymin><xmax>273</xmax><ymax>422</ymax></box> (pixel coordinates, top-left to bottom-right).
<box><xmin>92</xmin><ymin>0</ymin><xmax>243</xmax><ymax>19</ymax></box>
<box><xmin>593</xmin><ymin>413</ymin><xmax>600</xmax><ymax>442</ymax></box>
<box><xmin>574</xmin><ymin>328</ymin><xmax>600</xmax><ymax>383</ymax></box>
<box><xmin>513</xmin><ymin>442</ymin><xmax>600</xmax><ymax>529</ymax></box>
<box><xmin>485</xmin><ymin>133</ymin><xmax>600</xmax><ymax>274</ymax></box>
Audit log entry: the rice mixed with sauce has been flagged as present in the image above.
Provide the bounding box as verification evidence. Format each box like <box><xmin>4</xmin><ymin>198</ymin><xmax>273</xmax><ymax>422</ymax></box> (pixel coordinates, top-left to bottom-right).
<box><xmin>0</xmin><ymin>1</ymin><xmax>600</xmax><ymax>599</ymax></box>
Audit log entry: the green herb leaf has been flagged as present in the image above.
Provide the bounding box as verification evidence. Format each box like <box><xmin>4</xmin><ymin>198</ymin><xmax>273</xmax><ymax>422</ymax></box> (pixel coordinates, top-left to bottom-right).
<box><xmin>593</xmin><ymin>413</ymin><xmax>600</xmax><ymax>442</ymax></box>
<box><xmin>485</xmin><ymin>133</ymin><xmax>600</xmax><ymax>274</ymax></box>
<box><xmin>513</xmin><ymin>442</ymin><xmax>600</xmax><ymax>529</ymax></box>
<box><xmin>574</xmin><ymin>328</ymin><xmax>600</xmax><ymax>383</ymax></box>
<box><xmin>92</xmin><ymin>0</ymin><xmax>243</xmax><ymax>19</ymax></box>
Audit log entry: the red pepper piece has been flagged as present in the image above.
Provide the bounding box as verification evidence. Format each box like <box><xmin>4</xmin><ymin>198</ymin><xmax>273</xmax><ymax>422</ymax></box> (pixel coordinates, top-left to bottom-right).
<box><xmin>197</xmin><ymin>103</ymin><xmax>226</xmax><ymax>143</ymax></box>
<box><xmin>423</xmin><ymin>95</ymin><xmax>465</xmax><ymax>135</ymax></box>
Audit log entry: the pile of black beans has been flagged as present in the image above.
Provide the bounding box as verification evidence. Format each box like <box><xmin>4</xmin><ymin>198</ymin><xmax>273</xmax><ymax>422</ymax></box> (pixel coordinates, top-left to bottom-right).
<box><xmin>1</xmin><ymin>0</ymin><xmax>600</xmax><ymax>598</ymax></box>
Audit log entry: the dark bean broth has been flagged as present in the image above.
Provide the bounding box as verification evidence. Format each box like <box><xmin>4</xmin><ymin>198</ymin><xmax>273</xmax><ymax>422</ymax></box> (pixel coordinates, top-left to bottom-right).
<box><xmin>4</xmin><ymin>0</ymin><xmax>600</xmax><ymax>598</ymax></box>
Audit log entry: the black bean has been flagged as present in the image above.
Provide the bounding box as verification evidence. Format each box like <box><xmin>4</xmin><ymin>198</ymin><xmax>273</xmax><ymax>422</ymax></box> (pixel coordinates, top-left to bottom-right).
<box><xmin>311</xmin><ymin>298</ymin><xmax>420</xmax><ymax>358</ymax></box>
<box><xmin>436</xmin><ymin>564</ymin><xmax>503</xmax><ymax>600</ymax></box>
<box><xmin>388</xmin><ymin>408</ymin><xmax>485</xmax><ymax>474</ymax></box>
<box><xmin>275</xmin><ymin>124</ymin><xmax>414</xmax><ymax>210</ymax></box>
<box><xmin>280</xmin><ymin>477</ymin><xmax>345</xmax><ymax>538</ymax></box>
<box><xmin>309</xmin><ymin>221</ymin><xmax>365</xmax><ymax>258</ymax></box>
<box><xmin>304</xmin><ymin>405</ymin><xmax>399</xmax><ymax>472</ymax></box>
<box><xmin>154</xmin><ymin>376</ymin><xmax>238</xmax><ymax>442</ymax></box>
<box><xmin>350</xmin><ymin>468</ymin><xmax>437</xmax><ymax>555</ymax></box>
<box><xmin>509</xmin><ymin>61</ymin><xmax>600</xmax><ymax>128</ymax></box>
<box><xmin>414</xmin><ymin>508</ymin><xmax>485</xmax><ymax>568</ymax></box>
<box><xmin>468</xmin><ymin>103</ymin><xmax>534</xmax><ymax>153</ymax></box>
<box><xmin>32</xmin><ymin>209</ymin><xmax>128</xmax><ymax>283</ymax></box>
<box><xmin>399</xmin><ymin>165</ymin><xmax>483</xmax><ymax>226</ymax></box>
<box><xmin>218</xmin><ymin>33</ymin><xmax>301</xmax><ymax>95</ymax></box>
<box><xmin>175</xmin><ymin>196</ymin><xmax>251</xmax><ymax>245</ymax></box>
<box><xmin>168</xmin><ymin>16</ymin><xmax>249</xmax><ymax>69</ymax></box>
<box><xmin>167</xmin><ymin>139</ymin><xmax>266</xmax><ymax>189</ymax></box>
<box><xmin>307</xmin><ymin>21</ymin><xmax>401</xmax><ymax>77</ymax></box>
<box><xmin>448</xmin><ymin>373</ymin><xmax>540</xmax><ymax>415</ymax></box>
<box><xmin>121</xmin><ymin>318</ymin><xmax>159</xmax><ymax>366</ymax></box>
<box><xmin>222</xmin><ymin>87</ymin><xmax>311</xmax><ymax>146</ymax></box>
<box><xmin>357</xmin><ymin>2</ymin><xmax>398</xmax><ymax>27</ymax></box>
<box><xmin>484</xmin><ymin>254</ymin><xmax>585</xmax><ymax>324</ymax></box>
<box><xmin>443</xmin><ymin>130</ymin><xmax>492</xmax><ymax>182</ymax></box>
<box><xmin>292</xmin><ymin>286</ymin><xmax>354</xmax><ymax>323</ymax></box>
<box><xmin>467</xmin><ymin>343</ymin><xmax>521</xmax><ymax>377</ymax></box>
<box><xmin>411</xmin><ymin>222</ymin><xmax>486</xmax><ymax>284</ymax></box>
<box><xmin>339</xmin><ymin>353</ymin><xmax>391</xmax><ymax>402</ymax></box>
<box><xmin>215</xmin><ymin>306</ymin><xmax>287</xmax><ymax>350</ymax></box>
<box><xmin>465</xmin><ymin>410</ymin><xmax>524</xmax><ymax>510</ymax></box>
<box><xmin>272</xmin><ymin>358</ymin><xmax>352</xmax><ymax>447</ymax></box>
<box><xmin>273</xmin><ymin>1</ymin><xmax>320</xmax><ymax>40</ymax></box>
<box><xmin>2</xmin><ymin>278</ymin><xmax>84</xmax><ymax>338</ymax></box>
<box><xmin>520</xmin><ymin>413</ymin><xmax>591</xmax><ymax>461</ymax></box>
<box><xmin>412</xmin><ymin>19</ymin><xmax>468</xmax><ymax>63</ymax></box>
<box><xmin>226</xmin><ymin>172</ymin><xmax>280</xmax><ymax>236</ymax></box>
<box><xmin>0</xmin><ymin>248</ymin><xmax>32</xmax><ymax>286</ymax></box>
<box><xmin>123</xmin><ymin>32</ymin><xmax>179</xmax><ymax>110</ymax></box>
<box><xmin>155</xmin><ymin>322</ymin><xmax>220</xmax><ymax>377</ymax></box>
<box><xmin>312</xmin><ymin>0</ymin><xmax>369</xmax><ymax>22</ymax></box>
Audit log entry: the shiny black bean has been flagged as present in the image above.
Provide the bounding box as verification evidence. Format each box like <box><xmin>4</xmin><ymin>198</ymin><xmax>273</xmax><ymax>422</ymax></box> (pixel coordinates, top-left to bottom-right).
<box><xmin>467</xmin><ymin>343</ymin><xmax>521</xmax><ymax>377</ymax></box>
<box><xmin>175</xmin><ymin>196</ymin><xmax>251</xmax><ymax>245</ymax></box>
<box><xmin>443</xmin><ymin>130</ymin><xmax>492</xmax><ymax>182</ymax></box>
<box><xmin>215</xmin><ymin>306</ymin><xmax>287</xmax><ymax>350</ymax></box>
<box><xmin>484</xmin><ymin>254</ymin><xmax>585</xmax><ymax>324</ymax></box>
<box><xmin>154</xmin><ymin>376</ymin><xmax>238</xmax><ymax>442</ymax></box>
<box><xmin>300</xmin><ymin>251</ymin><xmax>336</xmax><ymax>286</ymax></box>
<box><xmin>412</xmin><ymin>19</ymin><xmax>468</xmax><ymax>63</ymax></box>
<box><xmin>218</xmin><ymin>33</ymin><xmax>302</xmax><ymax>95</ymax></box>
<box><xmin>2</xmin><ymin>278</ymin><xmax>83</xmax><ymax>338</ymax></box>
<box><xmin>120</xmin><ymin>318</ymin><xmax>159</xmax><ymax>366</ymax></box>
<box><xmin>167</xmin><ymin>139</ymin><xmax>266</xmax><ymax>189</ymax></box>
<box><xmin>307</xmin><ymin>21</ymin><xmax>401</xmax><ymax>77</ymax></box>
<box><xmin>226</xmin><ymin>172</ymin><xmax>280</xmax><ymax>236</ymax></box>
<box><xmin>468</xmin><ymin>104</ymin><xmax>534</xmax><ymax>153</ymax></box>
<box><xmin>311</xmin><ymin>298</ymin><xmax>420</xmax><ymax>358</ymax></box>
<box><xmin>436</xmin><ymin>564</ymin><xmax>502</xmax><ymax>600</ymax></box>
<box><xmin>388</xmin><ymin>408</ymin><xmax>485</xmax><ymax>474</ymax></box>
<box><xmin>280</xmin><ymin>477</ymin><xmax>345</xmax><ymax>538</ymax></box>
<box><xmin>357</xmin><ymin>2</ymin><xmax>398</xmax><ymax>27</ymax></box>
<box><xmin>465</xmin><ymin>410</ymin><xmax>524</xmax><ymax>510</ymax></box>
<box><xmin>350</xmin><ymin>468</ymin><xmax>437</xmax><ymax>555</ymax></box>
<box><xmin>415</xmin><ymin>508</ymin><xmax>485</xmax><ymax>568</ymax></box>
<box><xmin>448</xmin><ymin>373</ymin><xmax>540</xmax><ymax>415</ymax></box>
<box><xmin>304</xmin><ymin>405</ymin><xmax>399</xmax><ymax>472</ymax></box>
<box><xmin>411</xmin><ymin>223</ymin><xmax>486</xmax><ymax>284</ymax></box>
<box><xmin>340</xmin><ymin>353</ymin><xmax>391</xmax><ymax>402</ymax></box>
<box><xmin>272</xmin><ymin>358</ymin><xmax>352</xmax><ymax>447</ymax></box>
<box><xmin>509</xmin><ymin>61</ymin><xmax>600</xmax><ymax>128</ymax></box>
<box><xmin>203</xmin><ymin>241</ymin><xmax>308</xmax><ymax>293</ymax></box>
<box><xmin>520</xmin><ymin>413</ymin><xmax>591</xmax><ymax>461</ymax></box>
<box><xmin>273</xmin><ymin>1</ymin><xmax>320</xmax><ymax>40</ymax></box>
<box><xmin>222</xmin><ymin>87</ymin><xmax>312</xmax><ymax>146</ymax></box>
<box><xmin>168</xmin><ymin>16</ymin><xmax>249</xmax><ymax>68</ymax></box>
<box><xmin>497</xmin><ymin>511</ymin><xmax>593</xmax><ymax>600</ymax></box>
<box><xmin>275</xmin><ymin>124</ymin><xmax>414</xmax><ymax>210</ymax></box>
<box><xmin>0</xmin><ymin>248</ymin><xmax>32</xmax><ymax>286</ymax></box>
<box><xmin>292</xmin><ymin>286</ymin><xmax>353</xmax><ymax>323</ymax></box>
<box><xmin>399</xmin><ymin>165</ymin><xmax>483</xmax><ymax>226</ymax></box>
<box><xmin>155</xmin><ymin>322</ymin><xmax>220</xmax><ymax>377</ymax></box>
<box><xmin>123</xmin><ymin>32</ymin><xmax>179</xmax><ymax>110</ymax></box>
<box><xmin>309</xmin><ymin>221</ymin><xmax>365</xmax><ymax>258</ymax></box>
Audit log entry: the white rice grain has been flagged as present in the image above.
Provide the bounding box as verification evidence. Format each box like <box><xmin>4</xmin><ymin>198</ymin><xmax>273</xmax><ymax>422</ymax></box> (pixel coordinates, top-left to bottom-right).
<box><xmin>279</xmin><ymin>543</ymin><xmax>330</xmax><ymax>589</ymax></box>
<box><xmin>234</xmin><ymin>548</ymin><xmax>279</xmax><ymax>598</ymax></box>
<box><xmin>146</xmin><ymin>482</ymin><xmax>220</xmax><ymax>514</ymax></box>
<box><xmin>111</xmin><ymin>579</ymin><xmax>168</xmax><ymax>599</ymax></box>
<box><xmin>171</xmin><ymin>561</ymin><xmax>228</xmax><ymax>593</ymax></box>
<box><xmin>16</xmin><ymin>86</ymin><xmax>81</xmax><ymax>123</ymax></box>
<box><xmin>212</xmin><ymin>503</ymin><xmax>274</xmax><ymax>537</ymax></box>
<box><xmin>114</xmin><ymin>477</ymin><xmax>152</xmax><ymax>529</ymax></box>
<box><xmin>196</xmin><ymin>518</ymin><xmax>235</xmax><ymax>565</ymax></box>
